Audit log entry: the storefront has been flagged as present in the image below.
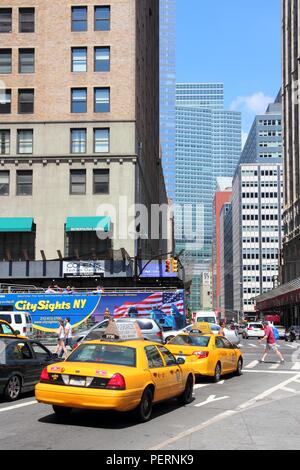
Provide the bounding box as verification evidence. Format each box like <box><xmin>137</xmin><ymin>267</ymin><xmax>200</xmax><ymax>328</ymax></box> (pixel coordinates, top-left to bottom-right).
<box><xmin>255</xmin><ymin>278</ymin><xmax>300</xmax><ymax>327</ymax></box>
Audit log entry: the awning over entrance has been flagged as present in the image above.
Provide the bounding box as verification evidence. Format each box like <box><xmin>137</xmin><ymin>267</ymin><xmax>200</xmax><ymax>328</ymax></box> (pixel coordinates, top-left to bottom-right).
<box><xmin>66</xmin><ymin>217</ymin><xmax>110</xmax><ymax>233</ymax></box>
<box><xmin>256</xmin><ymin>277</ymin><xmax>300</xmax><ymax>311</ymax></box>
<box><xmin>0</xmin><ymin>217</ymin><xmax>34</xmax><ymax>232</ymax></box>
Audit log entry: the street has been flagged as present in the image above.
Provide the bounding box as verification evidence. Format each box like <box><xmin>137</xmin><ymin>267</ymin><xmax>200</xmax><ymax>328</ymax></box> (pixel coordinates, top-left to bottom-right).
<box><xmin>1</xmin><ymin>339</ymin><xmax>300</xmax><ymax>450</ymax></box>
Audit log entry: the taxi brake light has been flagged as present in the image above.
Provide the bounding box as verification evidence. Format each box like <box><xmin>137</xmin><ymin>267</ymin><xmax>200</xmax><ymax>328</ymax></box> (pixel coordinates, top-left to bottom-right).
<box><xmin>106</xmin><ymin>374</ymin><xmax>126</xmax><ymax>390</ymax></box>
<box><xmin>192</xmin><ymin>351</ymin><xmax>209</xmax><ymax>359</ymax></box>
<box><xmin>40</xmin><ymin>367</ymin><xmax>50</xmax><ymax>382</ymax></box>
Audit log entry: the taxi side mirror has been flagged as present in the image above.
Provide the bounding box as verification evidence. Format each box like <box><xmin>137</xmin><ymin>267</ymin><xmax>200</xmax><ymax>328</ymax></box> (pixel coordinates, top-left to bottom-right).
<box><xmin>14</xmin><ymin>330</ymin><xmax>20</xmax><ymax>336</ymax></box>
<box><xmin>176</xmin><ymin>357</ymin><xmax>185</xmax><ymax>365</ymax></box>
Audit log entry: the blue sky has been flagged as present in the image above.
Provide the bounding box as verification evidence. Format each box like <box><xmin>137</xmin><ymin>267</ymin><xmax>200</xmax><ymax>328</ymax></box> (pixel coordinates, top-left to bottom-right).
<box><xmin>176</xmin><ymin>0</ymin><xmax>281</xmax><ymax>142</ymax></box>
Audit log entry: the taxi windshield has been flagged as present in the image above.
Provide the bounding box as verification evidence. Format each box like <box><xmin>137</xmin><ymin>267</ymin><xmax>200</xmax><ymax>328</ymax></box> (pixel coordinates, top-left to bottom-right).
<box><xmin>66</xmin><ymin>344</ymin><xmax>137</xmax><ymax>367</ymax></box>
<box><xmin>170</xmin><ymin>335</ymin><xmax>211</xmax><ymax>347</ymax></box>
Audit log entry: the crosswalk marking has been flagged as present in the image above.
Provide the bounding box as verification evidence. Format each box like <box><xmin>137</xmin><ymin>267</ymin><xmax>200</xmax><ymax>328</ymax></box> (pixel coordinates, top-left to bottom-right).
<box><xmin>249</xmin><ymin>344</ymin><xmax>258</xmax><ymax>348</ymax></box>
<box><xmin>285</xmin><ymin>344</ymin><xmax>298</xmax><ymax>349</ymax></box>
<box><xmin>245</xmin><ymin>360</ymin><xmax>259</xmax><ymax>369</ymax></box>
<box><xmin>291</xmin><ymin>362</ymin><xmax>300</xmax><ymax>370</ymax></box>
<box><xmin>269</xmin><ymin>364</ymin><xmax>280</xmax><ymax>370</ymax></box>
<box><xmin>194</xmin><ymin>384</ymin><xmax>209</xmax><ymax>390</ymax></box>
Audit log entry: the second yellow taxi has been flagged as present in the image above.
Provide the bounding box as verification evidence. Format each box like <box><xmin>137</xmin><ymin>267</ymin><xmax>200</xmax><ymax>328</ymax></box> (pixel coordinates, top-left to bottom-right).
<box><xmin>166</xmin><ymin>326</ymin><xmax>243</xmax><ymax>382</ymax></box>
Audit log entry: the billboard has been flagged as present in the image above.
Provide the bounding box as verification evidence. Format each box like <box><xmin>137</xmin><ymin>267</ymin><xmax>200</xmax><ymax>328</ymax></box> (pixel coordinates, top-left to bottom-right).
<box><xmin>0</xmin><ymin>290</ymin><xmax>185</xmax><ymax>332</ymax></box>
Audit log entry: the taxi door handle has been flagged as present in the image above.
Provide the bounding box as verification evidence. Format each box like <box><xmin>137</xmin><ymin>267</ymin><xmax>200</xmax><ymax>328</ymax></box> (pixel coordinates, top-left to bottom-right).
<box><xmin>153</xmin><ymin>373</ymin><xmax>158</xmax><ymax>377</ymax></box>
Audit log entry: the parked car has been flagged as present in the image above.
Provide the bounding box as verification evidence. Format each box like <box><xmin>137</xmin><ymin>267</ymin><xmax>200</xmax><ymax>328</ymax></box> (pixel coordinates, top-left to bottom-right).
<box><xmin>0</xmin><ymin>337</ymin><xmax>59</xmax><ymax>401</ymax></box>
<box><xmin>0</xmin><ymin>312</ymin><xmax>33</xmax><ymax>337</ymax></box>
<box><xmin>285</xmin><ymin>326</ymin><xmax>300</xmax><ymax>342</ymax></box>
<box><xmin>73</xmin><ymin>318</ymin><xmax>164</xmax><ymax>346</ymax></box>
<box><xmin>242</xmin><ymin>322</ymin><xmax>265</xmax><ymax>339</ymax></box>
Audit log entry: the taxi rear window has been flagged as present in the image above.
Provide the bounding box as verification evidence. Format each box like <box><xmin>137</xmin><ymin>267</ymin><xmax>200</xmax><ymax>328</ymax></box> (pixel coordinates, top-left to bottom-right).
<box><xmin>66</xmin><ymin>344</ymin><xmax>137</xmax><ymax>367</ymax></box>
<box><xmin>170</xmin><ymin>335</ymin><xmax>210</xmax><ymax>347</ymax></box>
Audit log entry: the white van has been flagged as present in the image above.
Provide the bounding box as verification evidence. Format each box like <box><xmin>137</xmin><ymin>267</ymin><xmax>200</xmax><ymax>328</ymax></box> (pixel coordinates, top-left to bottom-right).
<box><xmin>192</xmin><ymin>311</ymin><xmax>218</xmax><ymax>324</ymax></box>
<box><xmin>0</xmin><ymin>312</ymin><xmax>33</xmax><ymax>336</ymax></box>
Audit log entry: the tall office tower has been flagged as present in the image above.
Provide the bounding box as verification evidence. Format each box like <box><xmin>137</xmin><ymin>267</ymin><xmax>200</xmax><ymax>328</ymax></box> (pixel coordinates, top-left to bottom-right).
<box><xmin>175</xmin><ymin>84</ymin><xmax>241</xmax><ymax>310</ymax></box>
<box><xmin>232</xmin><ymin>98</ymin><xmax>283</xmax><ymax>318</ymax></box>
<box><xmin>0</xmin><ymin>1</ymin><xmax>163</xmax><ymax>262</ymax></box>
<box><xmin>282</xmin><ymin>0</ymin><xmax>300</xmax><ymax>283</ymax></box>
<box><xmin>160</xmin><ymin>0</ymin><xmax>176</xmax><ymax>200</ymax></box>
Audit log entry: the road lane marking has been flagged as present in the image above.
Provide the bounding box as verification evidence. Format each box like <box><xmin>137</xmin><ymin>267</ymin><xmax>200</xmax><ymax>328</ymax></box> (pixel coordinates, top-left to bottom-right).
<box><xmin>0</xmin><ymin>400</ymin><xmax>37</xmax><ymax>413</ymax></box>
<box><xmin>245</xmin><ymin>360</ymin><xmax>259</xmax><ymax>369</ymax></box>
<box><xmin>281</xmin><ymin>386</ymin><xmax>297</xmax><ymax>393</ymax></box>
<box><xmin>285</xmin><ymin>344</ymin><xmax>298</xmax><ymax>349</ymax></box>
<box><xmin>194</xmin><ymin>395</ymin><xmax>229</xmax><ymax>408</ymax></box>
<box><xmin>149</xmin><ymin>373</ymin><xmax>300</xmax><ymax>450</ymax></box>
<box><xmin>217</xmin><ymin>380</ymin><xmax>225</xmax><ymax>385</ymax></box>
<box><xmin>244</xmin><ymin>369</ymin><xmax>298</xmax><ymax>375</ymax></box>
<box><xmin>193</xmin><ymin>384</ymin><xmax>209</xmax><ymax>390</ymax></box>
<box><xmin>291</xmin><ymin>362</ymin><xmax>300</xmax><ymax>370</ymax></box>
<box><xmin>249</xmin><ymin>344</ymin><xmax>258</xmax><ymax>348</ymax></box>
<box><xmin>269</xmin><ymin>364</ymin><xmax>280</xmax><ymax>370</ymax></box>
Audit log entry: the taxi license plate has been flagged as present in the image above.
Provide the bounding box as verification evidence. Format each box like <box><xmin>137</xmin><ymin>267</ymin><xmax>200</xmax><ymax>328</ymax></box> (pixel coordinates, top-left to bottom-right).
<box><xmin>69</xmin><ymin>378</ymin><xmax>86</xmax><ymax>387</ymax></box>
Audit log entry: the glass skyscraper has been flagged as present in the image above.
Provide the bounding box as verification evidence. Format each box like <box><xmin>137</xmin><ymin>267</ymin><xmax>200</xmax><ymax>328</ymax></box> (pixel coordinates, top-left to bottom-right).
<box><xmin>160</xmin><ymin>0</ymin><xmax>176</xmax><ymax>200</ymax></box>
<box><xmin>175</xmin><ymin>84</ymin><xmax>241</xmax><ymax>310</ymax></box>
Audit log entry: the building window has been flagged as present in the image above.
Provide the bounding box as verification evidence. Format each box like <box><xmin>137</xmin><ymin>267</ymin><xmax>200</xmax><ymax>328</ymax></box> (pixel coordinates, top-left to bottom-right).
<box><xmin>71</xmin><ymin>129</ymin><xmax>86</xmax><ymax>154</ymax></box>
<box><xmin>19</xmin><ymin>8</ymin><xmax>35</xmax><ymax>33</ymax></box>
<box><xmin>94</xmin><ymin>6</ymin><xmax>111</xmax><ymax>31</ymax></box>
<box><xmin>72</xmin><ymin>6</ymin><xmax>88</xmax><ymax>32</ymax></box>
<box><xmin>0</xmin><ymin>49</ymin><xmax>12</xmax><ymax>73</ymax></box>
<box><xmin>0</xmin><ymin>171</ymin><xmax>9</xmax><ymax>196</ymax></box>
<box><xmin>70</xmin><ymin>170</ymin><xmax>86</xmax><ymax>195</ymax></box>
<box><xmin>71</xmin><ymin>88</ymin><xmax>87</xmax><ymax>113</ymax></box>
<box><xmin>93</xmin><ymin>169</ymin><xmax>109</xmax><ymax>194</ymax></box>
<box><xmin>17</xmin><ymin>130</ymin><xmax>33</xmax><ymax>154</ymax></box>
<box><xmin>94</xmin><ymin>88</ymin><xmax>110</xmax><ymax>113</ymax></box>
<box><xmin>72</xmin><ymin>47</ymin><xmax>87</xmax><ymax>72</ymax></box>
<box><xmin>0</xmin><ymin>8</ymin><xmax>12</xmax><ymax>33</ymax></box>
<box><xmin>94</xmin><ymin>47</ymin><xmax>110</xmax><ymax>72</ymax></box>
<box><xmin>19</xmin><ymin>49</ymin><xmax>35</xmax><ymax>73</ymax></box>
<box><xmin>94</xmin><ymin>128</ymin><xmax>109</xmax><ymax>153</ymax></box>
<box><xmin>0</xmin><ymin>130</ymin><xmax>10</xmax><ymax>155</ymax></box>
<box><xmin>0</xmin><ymin>89</ymin><xmax>11</xmax><ymax>114</ymax></box>
<box><xmin>16</xmin><ymin>170</ymin><xmax>33</xmax><ymax>196</ymax></box>
<box><xmin>18</xmin><ymin>89</ymin><xmax>34</xmax><ymax>114</ymax></box>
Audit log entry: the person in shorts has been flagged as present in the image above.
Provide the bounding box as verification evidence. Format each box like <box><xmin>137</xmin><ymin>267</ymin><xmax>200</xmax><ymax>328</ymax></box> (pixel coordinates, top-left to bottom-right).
<box><xmin>259</xmin><ymin>321</ymin><xmax>285</xmax><ymax>364</ymax></box>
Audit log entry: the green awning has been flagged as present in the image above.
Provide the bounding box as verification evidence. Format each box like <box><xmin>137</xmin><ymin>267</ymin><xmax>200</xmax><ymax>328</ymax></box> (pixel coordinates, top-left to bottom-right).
<box><xmin>0</xmin><ymin>217</ymin><xmax>33</xmax><ymax>232</ymax></box>
<box><xmin>66</xmin><ymin>217</ymin><xmax>111</xmax><ymax>232</ymax></box>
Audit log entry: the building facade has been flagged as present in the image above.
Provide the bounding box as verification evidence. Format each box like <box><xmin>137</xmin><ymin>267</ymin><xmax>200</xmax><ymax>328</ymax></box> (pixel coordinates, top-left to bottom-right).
<box><xmin>175</xmin><ymin>83</ymin><xmax>241</xmax><ymax>310</ymax></box>
<box><xmin>282</xmin><ymin>0</ymin><xmax>300</xmax><ymax>283</ymax></box>
<box><xmin>0</xmin><ymin>0</ymin><xmax>163</xmax><ymax>263</ymax></box>
<box><xmin>212</xmin><ymin>177</ymin><xmax>232</xmax><ymax>316</ymax></box>
<box><xmin>220</xmin><ymin>202</ymin><xmax>234</xmax><ymax>319</ymax></box>
<box><xmin>232</xmin><ymin>163</ymin><xmax>283</xmax><ymax>317</ymax></box>
<box><xmin>160</xmin><ymin>0</ymin><xmax>176</xmax><ymax>200</ymax></box>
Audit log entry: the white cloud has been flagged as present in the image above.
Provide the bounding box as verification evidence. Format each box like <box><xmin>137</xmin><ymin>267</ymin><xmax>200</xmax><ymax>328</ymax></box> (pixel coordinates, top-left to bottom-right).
<box><xmin>230</xmin><ymin>92</ymin><xmax>274</xmax><ymax>114</ymax></box>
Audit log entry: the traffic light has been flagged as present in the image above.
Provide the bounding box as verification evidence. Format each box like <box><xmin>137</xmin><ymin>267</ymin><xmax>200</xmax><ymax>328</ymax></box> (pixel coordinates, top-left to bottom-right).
<box><xmin>172</xmin><ymin>258</ymin><xmax>179</xmax><ymax>273</ymax></box>
<box><xmin>165</xmin><ymin>258</ymin><xmax>171</xmax><ymax>273</ymax></box>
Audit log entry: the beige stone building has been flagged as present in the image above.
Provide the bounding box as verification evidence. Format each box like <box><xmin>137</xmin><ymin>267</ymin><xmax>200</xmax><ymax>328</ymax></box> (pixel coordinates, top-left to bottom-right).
<box><xmin>0</xmin><ymin>0</ymin><xmax>164</xmax><ymax>262</ymax></box>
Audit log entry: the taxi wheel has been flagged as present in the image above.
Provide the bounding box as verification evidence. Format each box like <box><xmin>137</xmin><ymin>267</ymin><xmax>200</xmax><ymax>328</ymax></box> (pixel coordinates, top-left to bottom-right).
<box><xmin>178</xmin><ymin>375</ymin><xmax>194</xmax><ymax>405</ymax></box>
<box><xmin>52</xmin><ymin>405</ymin><xmax>72</xmax><ymax>419</ymax></box>
<box><xmin>212</xmin><ymin>362</ymin><xmax>222</xmax><ymax>383</ymax></box>
<box><xmin>4</xmin><ymin>375</ymin><xmax>22</xmax><ymax>401</ymax></box>
<box><xmin>135</xmin><ymin>387</ymin><xmax>153</xmax><ymax>423</ymax></box>
<box><xmin>235</xmin><ymin>358</ymin><xmax>243</xmax><ymax>376</ymax></box>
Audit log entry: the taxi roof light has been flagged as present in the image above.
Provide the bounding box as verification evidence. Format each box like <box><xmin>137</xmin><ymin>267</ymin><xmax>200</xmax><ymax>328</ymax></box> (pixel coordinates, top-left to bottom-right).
<box><xmin>106</xmin><ymin>373</ymin><xmax>126</xmax><ymax>390</ymax></box>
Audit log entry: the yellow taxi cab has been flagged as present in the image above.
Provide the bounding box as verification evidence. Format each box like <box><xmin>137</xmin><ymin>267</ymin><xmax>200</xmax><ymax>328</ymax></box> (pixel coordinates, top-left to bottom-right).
<box><xmin>0</xmin><ymin>319</ymin><xmax>26</xmax><ymax>339</ymax></box>
<box><xmin>35</xmin><ymin>320</ymin><xmax>195</xmax><ymax>422</ymax></box>
<box><xmin>166</xmin><ymin>325</ymin><xmax>243</xmax><ymax>383</ymax></box>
